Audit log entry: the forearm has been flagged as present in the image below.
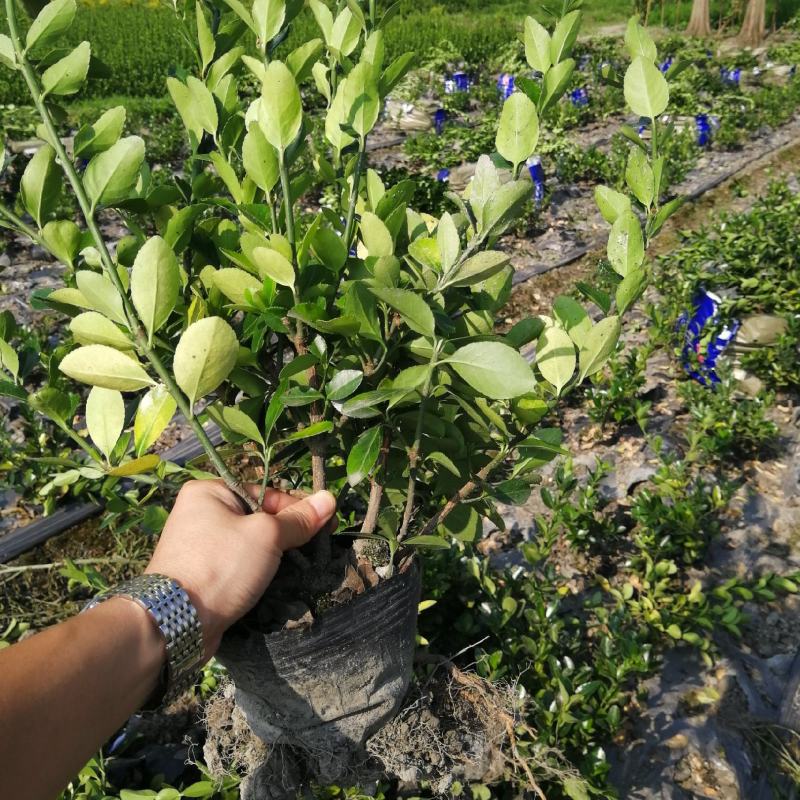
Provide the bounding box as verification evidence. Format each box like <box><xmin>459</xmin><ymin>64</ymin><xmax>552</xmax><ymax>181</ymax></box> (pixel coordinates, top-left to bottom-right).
<box><xmin>0</xmin><ymin>598</ymin><xmax>165</xmax><ymax>800</ymax></box>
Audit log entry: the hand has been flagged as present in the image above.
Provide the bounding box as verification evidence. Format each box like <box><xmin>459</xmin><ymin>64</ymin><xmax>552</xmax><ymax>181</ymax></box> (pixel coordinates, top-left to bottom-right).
<box><xmin>145</xmin><ymin>480</ymin><xmax>336</xmax><ymax>659</ymax></box>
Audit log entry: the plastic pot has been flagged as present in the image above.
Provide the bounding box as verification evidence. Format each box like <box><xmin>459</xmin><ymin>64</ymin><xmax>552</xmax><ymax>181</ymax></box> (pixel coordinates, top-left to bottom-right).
<box><xmin>216</xmin><ymin>560</ymin><xmax>421</xmax><ymax>788</ymax></box>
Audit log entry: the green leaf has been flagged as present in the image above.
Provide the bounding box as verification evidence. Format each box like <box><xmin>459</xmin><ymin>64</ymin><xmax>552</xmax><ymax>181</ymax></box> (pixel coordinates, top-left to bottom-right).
<box><xmin>277</xmin><ymin>420</ymin><xmax>333</xmax><ymax>443</ymax></box>
<box><xmin>624</xmin><ymin>56</ymin><xmax>669</xmax><ymax>120</ymax></box>
<box><xmin>41</xmin><ymin>41</ymin><xmax>90</xmax><ymax>96</ymax></box>
<box><xmin>540</xmin><ymin>57</ymin><xmax>575</xmax><ymax>113</ymax></box>
<box><xmin>173</xmin><ymin>317</ymin><xmax>239</xmax><ymax>405</ymax></box>
<box><xmin>649</xmin><ymin>195</ymin><xmax>686</xmax><ymax>238</ymax></box>
<box><xmin>252</xmin><ymin>246</ymin><xmax>295</xmax><ymax>287</ymax></box>
<box><xmin>60</xmin><ymin>345</ymin><xmax>154</xmax><ymax>391</ymax></box>
<box><xmin>360</xmin><ymin>211</ymin><xmax>394</xmax><ymax>257</ymax></box>
<box><xmin>86</xmin><ymin>386</ymin><xmax>124</xmax><ymax>461</ymax></box>
<box><xmin>578</xmin><ymin>316</ymin><xmax>621</xmax><ymax>381</ymax></box>
<box><xmin>286</xmin><ymin>38</ymin><xmax>324</xmax><ymax>83</ymax></box>
<box><xmin>69</xmin><ymin>311</ymin><xmax>131</xmax><ymax>349</ymax></box>
<box><xmin>447</xmin><ymin>341</ymin><xmax>535</xmax><ymax>399</ymax></box>
<box><xmin>252</xmin><ymin>0</ymin><xmax>286</xmax><ymax>47</ymax></box>
<box><xmin>214</xmin><ymin>268</ymin><xmax>262</xmax><ymax>305</ymax></box>
<box><xmin>626</xmin><ymin>146</ymin><xmax>654</xmax><ymax>207</ymax></box>
<box><xmin>0</xmin><ymin>34</ymin><xmax>16</xmax><ymax>69</ymax></box>
<box><xmin>537</xmin><ymin>325</ymin><xmax>576</xmax><ymax>394</ymax></box>
<box><xmin>326</xmin><ymin>369</ymin><xmax>363</xmax><ymax>401</ymax></box>
<box><xmin>615</xmin><ymin>266</ymin><xmax>648</xmax><ymax>314</ymax></box>
<box><xmin>550</xmin><ymin>10</ymin><xmax>581</xmax><ymax>64</ymax></box>
<box><xmin>436</xmin><ymin>212</ymin><xmax>459</xmax><ymax>272</ymax></box>
<box><xmin>346</xmin><ymin>424</ymin><xmax>382</xmax><ymax>486</ymax></box>
<box><xmin>21</xmin><ymin>144</ymin><xmax>60</xmax><ymax>228</ymax></box>
<box><xmin>279</xmin><ymin>352</ymin><xmax>317</xmax><ymax>380</ymax></box>
<box><xmin>134</xmin><ymin>384</ymin><xmax>177</xmax><ymax>456</ymax></box>
<box><xmin>563</xmin><ymin>777</ymin><xmax>590</xmax><ymax>800</ymax></box>
<box><xmin>196</xmin><ymin>0</ymin><xmax>215</xmax><ymax>72</ymax></box>
<box><xmin>131</xmin><ymin>236</ymin><xmax>180</xmax><ymax>344</ymax></box>
<box><xmin>84</xmin><ymin>136</ymin><xmax>145</xmax><ymax>210</ymax></box>
<box><xmin>167</xmin><ymin>76</ymin><xmax>218</xmax><ymax>143</ymax></box>
<box><xmin>379</xmin><ymin>51</ymin><xmax>415</xmax><ymax>97</ymax></box>
<box><xmin>496</xmin><ymin>92</ymin><xmax>539</xmax><ymax>170</ymax></box>
<box><xmin>312</xmin><ymin>226</ymin><xmax>348</xmax><ymax>272</ymax></box>
<box><xmin>0</xmin><ymin>339</ymin><xmax>18</xmax><ymax>379</ymax></box>
<box><xmin>524</xmin><ymin>16</ymin><xmax>551</xmax><ymax>74</ymax></box>
<box><xmin>469</xmin><ymin>155</ymin><xmax>500</xmax><ymax>221</ymax></box>
<box><xmin>481</xmin><ymin>180</ymin><xmax>530</xmax><ymax>238</ymax></box>
<box><xmin>404</xmin><ymin>535</ymin><xmax>450</xmax><ymax>549</ymax></box>
<box><xmin>594</xmin><ymin>185</ymin><xmax>631</xmax><ymax>224</ymax></box>
<box><xmin>220</xmin><ymin>404</ymin><xmax>265</xmax><ymax>445</ymax></box>
<box><xmin>553</xmin><ymin>295</ymin><xmax>591</xmax><ymax>347</ymax></box>
<box><xmin>258</xmin><ymin>60</ymin><xmax>302</xmax><ymax>151</ymax></box>
<box><xmin>329</xmin><ymin>7</ymin><xmax>361</xmax><ymax>57</ymax></box>
<box><xmin>41</xmin><ymin>219</ymin><xmax>81</xmax><ymax>267</ymax></box>
<box><xmin>607</xmin><ymin>210</ymin><xmax>644</xmax><ymax>278</ymax></box>
<box><xmin>370</xmin><ymin>287</ymin><xmax>434</xmax><ymax>337</ymax></box>
<box><xmin>624</xmin><ymin>16</ymin><xmax>657</xmax><ymax>62</ymax></box>
<box><xmin>342</xmin><ymin>60</ymin><xmax>380</xmax><ymax>137</ymax></box>
<box><xmin>26</xmin><ymin>0</ymin><xmax>77</xmax><ymax>53</ymax></box>
<box><xmin>75</xmin><ymin>270</ymin><xmax>127</xmax><ymax>326</ymax></box>
<box><xmin>242</xmin><ymin>123</ymin><xmax>280</xmax><ymax>193</ymax></box>
<box><xmin>442</xmin><ymin>250</ymin><xmax>509</xmax><ymax>289</ymax></box>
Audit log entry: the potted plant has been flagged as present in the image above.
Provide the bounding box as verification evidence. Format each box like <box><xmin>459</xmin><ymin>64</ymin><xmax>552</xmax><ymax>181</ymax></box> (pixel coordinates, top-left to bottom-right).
<box><xmin>0</xmin><ymin>0</ymin><xmax>681</xmax><ymax>792</ymax></box>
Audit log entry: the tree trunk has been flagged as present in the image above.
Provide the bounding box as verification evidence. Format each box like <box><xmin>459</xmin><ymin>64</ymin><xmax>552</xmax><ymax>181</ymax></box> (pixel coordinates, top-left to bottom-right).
<box><xmin>739</xmin><ymin>0</ymin><xmax>766</xmax><ymax>46</ymax></box>
<box><xmin>686</xmin><ymin>0</ymin><xmax>712</xmax><ymax>37</ymax></box>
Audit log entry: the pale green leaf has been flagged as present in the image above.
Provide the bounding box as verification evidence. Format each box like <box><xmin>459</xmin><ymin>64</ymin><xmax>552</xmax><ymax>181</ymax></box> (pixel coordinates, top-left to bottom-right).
<box><xmin>342</xmin><ymin>60</ymin><xmax>380</xmax><ymax>137</ymax></box>
<box><xmin>258</xmin><ymin>60</ymin><xmax>302</xmax><ymax>151</ymax></box>
<box><xmin>167</xmin><ymin>76</ymin><xmax>218</xmax><ymax>143</ymax></box>
<box><xmin>213</xmin><ymin>268</ymin><xmax>263</xmax><ymax>305</ymax></box>
<box><xmin>436</xmin><ymin>212</ymin><xmax>459</xmax><ymax>272</ymax></box>
<box><xmin>0</xmin><ymin>34</ymin><xmax>16</xmax><ymax>70</ymax></box>
<box><xmin>173</xmin><ymin>317</ymin><xmax>238</xmax><ymax>405</ymax></box>
<box><xmin>441</xmin><ymin>250</ymin><xmax>508</xmax><ymax>289</ymax></box>
<box><xmin>553</xmin><ymin>295</ymin><xmax>592</xmax><ymax>347</ymax></box>
<box><xmin>26</xmin><ymin>0</ymin><xmax>77</xmax><ymax>52</ymax></box>
<box><xmin>625</xmin><ymin>16</ymin><xmax>657</xmax><ymax>62</ymax></box>
<box><xmin>134</xmin><ymin>384</ymin><xmax>177</xmax><ymax>456</ymax></box>
<box><xmin>41</xmin><ymin>219</ymin><xmax>81</xmax><ymax>267</ymax></box>
<box><xmin>537</xmin><ymin>325</ymin><xmax>576</xmax><ymax>394</ymax></box>
<box><xmin>616</xmin><ymin>267</ymin><xmax>648</xmax><ymax>314</ymax></box>
<box><xmin>60</xmin><ymin>345</ymin><xmax>154</xmax><ymax>391</ymax></box>
<box><xmin>550</xmin><ymin>10</ymin><xmax>581</xmax><ymax>64</ymax></box>
<box><xmin>74</xmin><ymin>106</ymin><xmax>125</xmax><ymax>158</ymax></box>
<box><xmin>496</xmin><ymin>92</ymin><xmax>539</xmax><ymax>169</ymax></box>
<box><xmin>69</xmin><ymin>311</ymin><xmax>131</xmax><ymax>349</ymax></box>
<box><xmin>524</xmin><ymin>16</ymin><xmax>551</xmax><ymax>74</ymax></box>
<box><xmin>252</xmin><ymin>0</ymin><xmax>286</xmax><ymax>48</ymax></box>
<box><xmin>594</xmin><ymin>185</ymin><xmax>631</xmax><ymax>224</ymax></box>
<box><xmin>624</xmin><ymin>56</ymin><xmax>669</xmax><ymax>119</ymax></box>
<box><xmin>131</xmin><ymin>236</ymin><xmax>180</xmax><ymax>343</ymax></box>
<box><xmin>242</xmin><ymin>123</ymin><xmax>280</xmax><ymax>193</ymax></box>
<box><xmin>252</xmin><ymin>246</ymin><xmax>295</xmax><ymax>287</ymax></box>
<box><xmin>607</xmin><ymin>210</ymin><xmax>644</xmax><ymax>277</ymax></box>
<box><xmin>625</xmin><ymin>145</ymin><xmax>654</xmax><ymax>207</ymax></box>
<box><xmin>86</xmin><ymin>386</ymin><xmax>124</xmax><ymax>461</ymax></box>
<box><xmin>360</xmin><ymin>211</ymin><xmax>393</xmax><ymax>257</ymax></box>
<box><xmin>579</xmin><ymin>316</ymin><xmax>621</xmax><ymax>381</ymax></box>
<box><xmin>75</xmin><ymin>270</ymin><xmax>127</xmax><ymax>326</ymax></box>
<box><xmin>41</xmin><ymin>41</ymin><xmax>90</xmax><ymax>96</ymax></box>
<box><xmin>84</xmin><ymin>136</ymin><xmax>145</xmax><ymax>210</ymax></box>
<box><xmin>220</xmin><ymin>404</ymin><xmax>265</xmax><ymax>445</ymax></box>
<box><xmin>346</xmin><ymin>424</ymin><xmax>381</xmax><ymax>486</ymax></box>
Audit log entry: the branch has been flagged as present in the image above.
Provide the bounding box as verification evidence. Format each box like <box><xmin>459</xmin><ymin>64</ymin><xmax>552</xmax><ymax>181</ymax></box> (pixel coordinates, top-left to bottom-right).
<box><xmin>361</xmin><ymin>428</ymin><xmax>390</xmax><ymax>535</ymax></box>
<box><xmin>5</xmin><ymin>0</ymin><xmax>259</xmax><ymax>512</ymax></box>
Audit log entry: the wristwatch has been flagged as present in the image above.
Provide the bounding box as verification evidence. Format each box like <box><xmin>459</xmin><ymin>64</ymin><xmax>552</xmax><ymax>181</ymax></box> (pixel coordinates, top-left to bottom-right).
<box><xmin>83</xmin><ymin>573</ymin><xmax>204</xmax><ymax>708</ymax></box>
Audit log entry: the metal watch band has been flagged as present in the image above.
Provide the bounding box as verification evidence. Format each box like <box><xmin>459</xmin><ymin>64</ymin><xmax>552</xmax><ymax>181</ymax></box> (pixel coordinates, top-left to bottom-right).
<box><xmin>83</xmin><ymin>574</ymin><xmax>204</xmax><ymax>708</ymax></box>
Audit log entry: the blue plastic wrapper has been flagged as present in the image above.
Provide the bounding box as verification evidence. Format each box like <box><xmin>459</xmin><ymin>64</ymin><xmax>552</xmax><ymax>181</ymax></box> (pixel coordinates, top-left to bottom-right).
<box><xmin>454</xmin><ymin>71</ymin><xmax>470</xmax><ymax>92</ymax></box>
<box><xmin>678</xmin><ymin>289</ymin><xmax>740</xmax><ymax>386</ymax></box>
<box><xmin>659</xmin><ymin>56</ymin><xmax>673</xmax><ymax>74</ymax></box>
<box><xmin>436</xmin><ymin>168</ymin><xmax>450</xmax><ymax>183</ymax></box>
<box><xmin>444</xmin><ymin>78</ymin><xmax>456</xmax><ymax>95</ymax></box>
<box><xmin>720</xmin><ymin>67</ymin><xmax>742</xmax><ymax>86</ymax></box>
<box><xmin>696</xmin><ymin>113</ymin><xmax>711</xmax><ymax>147</ymax></box>
<box><xmin>497</xmin><ymin>72</ymin><xmax>515</xmax><ymax>99</ymax></box>
<box><xmin>526</xmin><ymin>156</ymin><xmax>545</xmax><ymax>206</ymax></box>
<box><xmin>434</xmin><ymin>108</ymin><xmax>446</xmax><ymax>135</ymax></box>
<box><xmin>570</xmin><ymin>87</ymin><xmax>589</xmax><ymax>107</ymax></box>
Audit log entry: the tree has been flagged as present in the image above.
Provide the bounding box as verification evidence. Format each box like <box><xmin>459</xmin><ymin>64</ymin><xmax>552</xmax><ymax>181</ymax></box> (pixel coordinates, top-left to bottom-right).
<box><xmin>686</xmin><ymin>0</ymin><xmax>712</xmax><ymax>37</ymax></box>
<box><xmin>740</xmin><ymin>0</ymin><xmax>766</xmax><ymax>45</ymax></box>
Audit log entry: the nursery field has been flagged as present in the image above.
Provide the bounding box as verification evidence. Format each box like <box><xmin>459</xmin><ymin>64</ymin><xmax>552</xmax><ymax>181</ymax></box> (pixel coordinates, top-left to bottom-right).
<box><xmin>2</xmin><ymin>1</ymin><xmax>800</xmax><ymax>799</ymax></box>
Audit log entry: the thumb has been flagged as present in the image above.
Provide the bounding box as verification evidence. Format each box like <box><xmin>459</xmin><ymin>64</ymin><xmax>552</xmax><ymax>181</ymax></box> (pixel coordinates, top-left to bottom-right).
<box><xmin>274</xmin><ymin>490</ymin><xmax>337</xmax><ymax>550</ymax></box>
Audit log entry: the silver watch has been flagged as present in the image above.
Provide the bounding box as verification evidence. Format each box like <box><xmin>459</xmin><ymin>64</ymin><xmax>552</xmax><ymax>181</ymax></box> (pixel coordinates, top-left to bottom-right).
<box><xmin>83</xmin><ymin>574</ymin><xmax>204</xmax><ymax>708</ymax></box>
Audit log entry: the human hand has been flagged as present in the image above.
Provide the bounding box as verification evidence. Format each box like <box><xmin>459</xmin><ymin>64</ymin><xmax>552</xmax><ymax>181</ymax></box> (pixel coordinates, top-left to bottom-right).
<box><xmin>145</xmin><ymin>480</ymin><xmax>336</xmax><ymax>659</ymax></box>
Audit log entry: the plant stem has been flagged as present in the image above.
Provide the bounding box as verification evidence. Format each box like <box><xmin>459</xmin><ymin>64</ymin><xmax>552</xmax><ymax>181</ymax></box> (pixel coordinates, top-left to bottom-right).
<box><xmin>278</xmin><ymin>155</ymin><xmax>296</xmax><ymax>261</ymax></box>
<box><xmin>61</xmin><ymin>425</ymin><xmax>103</xmax><ymax>464</ymax></box>
<box><xmin>0</xmin><ymin>203</ymin><xmax>47</xmax><ymax>248</ymax></box>
<box><xmin>361</xmin><ymin>428</ymin><xmax>390</xmax><ymax>535</ymax></box>
<box><xmin>397</xmin><ymin>345</ymin><xmax>439</xmax><ymax>542</ymax></box>
<box><xmin>6</xmin><ymin>0</ymin><xmax>258</xmax><ymax>512</ymax></box>
<box><xmin>343</xmin><ymin>138</ymin><xmax>368</xmax><ymax>248</ymax></box>
<box><xmin>416</xmin><ymin>445</ymin><xmax>510</xmax><ymax>538</ymax></box>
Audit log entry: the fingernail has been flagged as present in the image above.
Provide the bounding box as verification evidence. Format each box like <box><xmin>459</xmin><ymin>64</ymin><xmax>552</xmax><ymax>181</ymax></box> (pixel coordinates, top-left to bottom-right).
<box><xmin>309</xmin><ymin>490</ymin><xmax>336</xmax><ymax>518</ymax></box>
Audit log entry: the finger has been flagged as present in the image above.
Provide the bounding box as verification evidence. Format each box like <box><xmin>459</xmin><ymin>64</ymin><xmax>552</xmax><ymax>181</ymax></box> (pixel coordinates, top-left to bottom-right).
<box><xmin>244</xmin><ymin>484</ymin><xmax>303</xmax><ymax>515</ymax></box>
<box><xmin>274</xmin><ymin>491</ymin><xmax>337</xmax><ymax>551</ymax></box>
